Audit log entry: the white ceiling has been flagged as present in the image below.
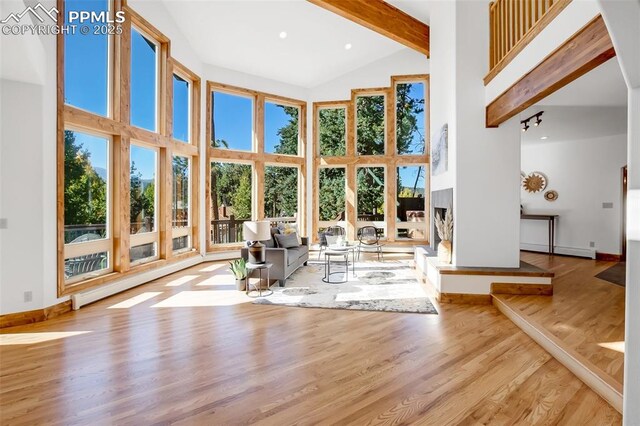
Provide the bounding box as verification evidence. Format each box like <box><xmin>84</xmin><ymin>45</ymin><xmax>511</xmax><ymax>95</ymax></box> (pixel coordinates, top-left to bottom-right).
<box><xmin>159</xmin><ymin>0</ymin><xmax>414</xmax><ymax>88</ymax></box>
<box><xmin>522</xmin><ymin>57</ymin><xmax>628</xmax><ymax>144</ymax></box>
<box><xmin>537</xmin><ymin>58</ymin><xmax>627</xmax><ymax>107</ymax></box>
<box><xmin>385</xmin><ymin>0</ymin><xmax>431</xmax><ymax>24</ymax></box>
<box><xmin>521</xmin><ymin>105</ymin><xmax>627</xmax><ymax>144</ymax></box>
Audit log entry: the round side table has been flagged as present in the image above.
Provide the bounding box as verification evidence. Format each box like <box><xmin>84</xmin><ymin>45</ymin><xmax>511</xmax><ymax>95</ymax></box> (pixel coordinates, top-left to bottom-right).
<box><xmin>246</xmin><ymin>262</ymin><xmax>273</xmax><ymax>297</ymax></box>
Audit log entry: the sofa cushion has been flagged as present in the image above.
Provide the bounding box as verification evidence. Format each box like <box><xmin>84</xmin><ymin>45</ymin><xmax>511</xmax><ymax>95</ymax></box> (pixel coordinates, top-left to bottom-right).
<box><xmin>275</xmin><ymin>233</ymin><xmax>299</xmax><ymax>249</ymax></box>
<box><xmin>286</xmin><ymin>247</ymin><xmax>304</xmax><ymax>266</ymax></box>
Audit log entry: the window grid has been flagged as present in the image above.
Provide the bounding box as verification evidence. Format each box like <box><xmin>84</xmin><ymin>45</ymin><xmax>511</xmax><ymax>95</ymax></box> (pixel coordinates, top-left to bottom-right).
<box><xmin>58</xmin><ymin>0</ymin><xmax>200</xmax><ymax>296</ymax></box>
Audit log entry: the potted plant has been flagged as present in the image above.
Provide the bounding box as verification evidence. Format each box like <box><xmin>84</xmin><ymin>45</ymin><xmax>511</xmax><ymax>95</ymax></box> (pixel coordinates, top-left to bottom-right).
<box><xmin>229</xmin><ymin>258</ymin><xmax>248</xmax><ymax>291</ymax></box>
<box><xmin>435</xmin><ymin>208</ymin><xmax>453</xmax><ymax>264</ymax></box>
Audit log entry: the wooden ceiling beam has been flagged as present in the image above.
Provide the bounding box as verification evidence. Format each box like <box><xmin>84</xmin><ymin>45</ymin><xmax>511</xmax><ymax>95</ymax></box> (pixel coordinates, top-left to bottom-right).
<box><xmin>307</xmin><ymin>0</ymin><xmax>429</xmax><ymax>56</ymax></box>
<box><xmin>486</xmin><ymin>15</ymin><xmax>615</xmax><ymax>128</ymax></box>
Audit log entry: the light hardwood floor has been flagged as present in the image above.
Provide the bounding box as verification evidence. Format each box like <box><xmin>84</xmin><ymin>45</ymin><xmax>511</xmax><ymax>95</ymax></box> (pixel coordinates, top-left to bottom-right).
<box><xmin>0</xmin><ymin>254</ymin><xmax>621</xmax><ymax>425</ymax></box>
<box><xmin>498</xmin><ymin>252</ymin><xmax>625</xmax><ymax>386</ymax></box>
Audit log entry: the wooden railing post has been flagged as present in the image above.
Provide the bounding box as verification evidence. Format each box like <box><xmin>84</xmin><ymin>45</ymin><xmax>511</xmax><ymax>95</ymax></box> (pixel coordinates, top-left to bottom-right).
<box><xmin>486</xmin><ymin>0</ymin><xmax>572</xmax><ymax>85</ymax></box>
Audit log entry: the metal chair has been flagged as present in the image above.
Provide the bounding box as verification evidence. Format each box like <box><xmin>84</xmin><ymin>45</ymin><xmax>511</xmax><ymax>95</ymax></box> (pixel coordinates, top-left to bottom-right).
<box><xmin>317</xmin><ymin>225</ymin><xmax>346</xmax><ymax>259</ymax></box>
<box><xmin>356</xmin><ymin>226</ymin><xmax>383</xmax><ymax>261</ymax></box>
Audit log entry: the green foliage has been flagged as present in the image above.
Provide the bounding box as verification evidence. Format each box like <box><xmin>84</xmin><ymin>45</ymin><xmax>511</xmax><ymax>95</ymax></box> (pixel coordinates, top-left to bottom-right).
<box><xmin>319</xmin><ymin>108</ymin><xmax>346</xmax><ymax>156</ymax></box>
<box><xmin>357</xmin><ymin>167</ymin><xmax>384</xmax><ymax>216</ymax></box>
<box><xmin>396</xmin><ymin>83</ymin><xmax>425</xmax><ymax>155</ymax></box>
<box><xmin>356</xmin><ymin>95</ymin><xmax>385</xmax><ymax>155</ymax></box>
<box><xmin>272</xmin><ymin>106</ymin><xmax>299</xmax><ymax>155</ymax></box>
<box><xmin>229</xmin><ymin>258</ymin><xmax>247</xmax><ymax>279</ymax></box>
<box><xmin>64</xmin><ymin>130</ymin><xmax>107</xmax><ymax>242</ymax></box>
<box><xmin>265</xmin><ymin>165</ymin><xmax>298</xmax><ymax>218</ymax></box>
<box><xmin>211</xmin><ymin>162</ymin><xmax>252</xmax><ymax>220</ymax></box>
<box><xmin>263</xmin><ymin>105</ymin><xmax>300</xmax><ymax>218</ymax></box>
<box><xmin>130</xmin><ymin>162</ymin><xmax>154</xmax><ymax>231</ymax></box>
<box><xmin>319</xmin><ymin>168</ymin><xmax>345</xmax><ymax>221</ymax></box>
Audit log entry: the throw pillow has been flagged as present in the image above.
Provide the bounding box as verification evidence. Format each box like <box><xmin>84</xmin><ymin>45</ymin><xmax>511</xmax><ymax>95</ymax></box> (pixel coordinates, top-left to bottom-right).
<box><xmin>275</xmin><ymin>232</ymin><xmax>299</xmax><ymax>249</ymax></box>
<box><xmin>278</xmin><ymin>223</ymin><xmax>302</xmax><ymax>245</ymax></box>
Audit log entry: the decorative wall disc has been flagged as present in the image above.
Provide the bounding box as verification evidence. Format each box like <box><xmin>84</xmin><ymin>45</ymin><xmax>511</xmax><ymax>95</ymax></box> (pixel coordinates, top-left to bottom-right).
<box><xmin>544</xmin><ymin>190</ymin><xmax>558</xmax><ymax>202</ymax></box>
<box><xmin>522</xmin><ymin>172</ymin><xmax>547</xmax><ymax>193</ymax></box>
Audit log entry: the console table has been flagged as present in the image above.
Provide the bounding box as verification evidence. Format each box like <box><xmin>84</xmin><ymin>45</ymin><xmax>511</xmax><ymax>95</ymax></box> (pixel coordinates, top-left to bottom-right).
<box><xmin>520</xmin><ymin>214</ymin><xmax>559</xmax><ymax>255</ymax></box>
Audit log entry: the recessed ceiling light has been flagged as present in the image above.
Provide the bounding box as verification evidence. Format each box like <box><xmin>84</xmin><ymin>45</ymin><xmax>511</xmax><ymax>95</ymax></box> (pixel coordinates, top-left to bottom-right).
<box><xmin>541</xmin><ymin>136</ymin><xmax>548</xmax><ymax>140</ymax></box>
<box><xmin>279</xmin><ymin>31</ymin><xmax>287</xmax><ymax>39</ymax></box>
<box><xmin>344</xmin><ymin>43</ymin><xmax>352</xmax><ymax>50</ymax></box>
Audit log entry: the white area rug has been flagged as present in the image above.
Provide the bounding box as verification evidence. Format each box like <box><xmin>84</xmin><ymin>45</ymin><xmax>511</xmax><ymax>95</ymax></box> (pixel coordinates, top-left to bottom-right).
<box><xmin>253</xmin><ymin>260</ymin><xmax>438</xmax><ymax>314</ymax></box>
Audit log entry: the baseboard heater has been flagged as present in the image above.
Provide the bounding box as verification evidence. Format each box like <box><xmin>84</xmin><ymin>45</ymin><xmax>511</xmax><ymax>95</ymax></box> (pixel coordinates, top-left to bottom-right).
<box><xmin>71</xmin><ymin>255</ymin><xmax>204</xmax><ymax>310</ymax></box>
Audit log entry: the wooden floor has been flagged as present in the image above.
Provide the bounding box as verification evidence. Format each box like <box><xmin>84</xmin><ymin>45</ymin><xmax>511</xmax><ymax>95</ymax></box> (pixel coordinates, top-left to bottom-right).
<box><xmin>0</xmin><ymin>254</ymin><xmax>621</xmax><ymax>425</ymax></box>
<box><xmin>498</xmin><ymin>252</ymin><xmax>626</xmax><ymax>386</ymax></box>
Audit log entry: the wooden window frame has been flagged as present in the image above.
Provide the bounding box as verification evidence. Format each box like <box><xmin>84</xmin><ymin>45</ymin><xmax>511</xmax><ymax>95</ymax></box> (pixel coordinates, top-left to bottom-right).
<box><xmin>312</xmin><ymin>75</ymin><xmax>430</xmax><ymax>245</ymax></box>
<box><xmin>354</xmin><ymin>89</ymin><xmax>388</xmax><ymax>156</ymax></box>
<box><xmin>206</xmin><ymin>81</ymin><xmax>307</xmax><ymax>253</ymax></box>
<box><xmin>57</xmin><ymin>0</ymin><xmax>200</xmax><ymax>297</ymax></box>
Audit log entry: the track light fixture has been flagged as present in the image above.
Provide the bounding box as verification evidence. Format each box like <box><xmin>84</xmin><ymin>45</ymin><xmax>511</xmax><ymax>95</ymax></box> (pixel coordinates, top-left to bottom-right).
<box><xmin>521</xmin><ymin>111</ymin><xmax>544</xmax><ymax>132</ymax></box>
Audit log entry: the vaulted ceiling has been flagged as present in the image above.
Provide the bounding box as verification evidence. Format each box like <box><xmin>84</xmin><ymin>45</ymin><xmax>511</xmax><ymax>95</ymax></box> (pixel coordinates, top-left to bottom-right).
<box><xmin>154</xmin><ymin>0</ymin><xmax>430</xmax><ymax>88</ymax></box>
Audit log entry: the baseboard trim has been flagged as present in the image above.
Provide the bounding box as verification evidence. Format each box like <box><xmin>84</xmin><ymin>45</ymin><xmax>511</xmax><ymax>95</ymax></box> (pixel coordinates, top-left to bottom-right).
<box><xmin>520</xmin><ymin>243</ymin><xmax>595</xmax><ymax>259</ymax></box>
<box><xmin>493</xmin><ymin>296</ymin><xmax>623</xmax><ymax>413</ymax></box>
<box><xmin>595</xmin><ymin>252</ymin><xmax>622</xmax><ymax>262</ymax></box>
<box><xmin>0</xmin><ymin>300</ymin><xmax>73</xmax><ymax>329</ymax></box>
<box><xmin>438</xmin><ymin>293</ymin><xmax>493</xmax><ymax>305</ymax></box>
<box><xmin>491</xmin><ymin>282</ymin><xmax>553</xmax><ymax>295</ymax></box>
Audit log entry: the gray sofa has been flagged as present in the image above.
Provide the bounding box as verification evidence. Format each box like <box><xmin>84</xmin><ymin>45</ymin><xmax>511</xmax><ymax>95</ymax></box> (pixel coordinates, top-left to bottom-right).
<box><xmin>241</xmin><ymin>227</ymin><xmax>309</xmax><ymax>287</ymax></box>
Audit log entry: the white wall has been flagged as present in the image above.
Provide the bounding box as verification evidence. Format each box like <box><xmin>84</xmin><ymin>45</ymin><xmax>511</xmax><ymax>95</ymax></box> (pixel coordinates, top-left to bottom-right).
<box><xmin>597</xmin><ymin>1</ymin><xmax>640</xmax><ymax>422</ymax></box>
<box><xmin>521</xmin><ymin>134</ymin><xmax>627</xmax><ymax>256</ymax></box>
<box><xmin>430</xmin><ymin>0</ymin><xmax>521</xmax><ymax>268</ymax></box>
<box><xmin>0</xmin><ymin>0</ymin><xmax>62</xmax><ymax>314</ymax></box>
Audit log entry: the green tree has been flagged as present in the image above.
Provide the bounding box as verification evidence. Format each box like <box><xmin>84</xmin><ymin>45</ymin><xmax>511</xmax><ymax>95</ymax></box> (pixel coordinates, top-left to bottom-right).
<box><xmin>319</xmin><ymin>108</ymin><xmax>346</xmax><ymax>156</ymax></box>
<box><xmin>64</xmin><ymin>130</ymin><xmax>107</xmax><ymax>242</ymax></box>
<box><xmin>232</xmin><ymin>167</ymin><xmax>252</xmax><ymax>219</ymax></box>
<box><xmin>264</xmin><ymin>105</ymin><xmax>300</xmax><ymax>218</ymax></box>
<box><xmin>130</xmin><ymin>162</ymin><xmax>154</xmax><ymax>231</ymax></box>
<box><xmin>356</xmin><ymin>95</ymin><xmax>385</xmax><ymax>155</ymax></box>
<box><xmin>357</xmin><ymin>167</ymin><xmax>384</xmax><ymax>217</ymax></box>
<box><xmin>319</xmin><ymin>168</ymin><xmax>345</xmax><ymax>221</ymax></box>
<box><xmin>396</xmin><ymin>83</ymin><xmax>425</xmax><ymax>155</ymax></box>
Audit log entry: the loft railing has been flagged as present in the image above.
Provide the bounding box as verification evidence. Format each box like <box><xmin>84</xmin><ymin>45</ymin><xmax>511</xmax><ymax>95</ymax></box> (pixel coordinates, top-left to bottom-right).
<box><xmin>487</xmin><ymin>0</ymin><xmax>571</xmax><ymax>83</ymax></box>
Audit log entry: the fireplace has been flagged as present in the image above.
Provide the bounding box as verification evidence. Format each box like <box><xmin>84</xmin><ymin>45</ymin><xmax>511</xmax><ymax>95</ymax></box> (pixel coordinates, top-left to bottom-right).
<box><xmin>431</xmin><ymin>188</ymin><xmax>453</xmax><ymax>251</ymax></box>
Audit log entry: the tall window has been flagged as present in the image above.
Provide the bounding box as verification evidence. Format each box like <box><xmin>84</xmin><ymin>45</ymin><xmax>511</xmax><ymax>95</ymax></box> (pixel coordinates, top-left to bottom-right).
<box><xmin>356</xmin><ymin>95</ymin><xmax>385</xmax><ymax>155</ymax></box>
<box><xmin>396</xmin><ymin>166</ymin><xmax>426</xmax><ymax>239</ymax></box>
<box><xmin>210</xmin><ymin>162</ymin><xmax>253</xmax><ymax>244</ymax></box>
<box><xmin>63</xmin><ymin>130</ymin><xmax>111</xmax><ymax>281</ymax></box>
<box><xmin>131</xmin><ymin>27</ymin><xmax>159</xmax><ymax>132</ymax></box>
<box><xmin>265</xmin><ymin>165</ymin><xmax>298</xmax><ymax>218</ymax></box>
<box><xmin>173</xmin><ymin>74</ymin><xmax>190</xmax><ymax>143</ymax></box>
<box><xmin>357</xmin><ymin>167</ymin><xmax>385</xmax><ymax>235</ymax></box>
<box><xmin>319</xmin><ymin>108</ymin><xmax>346</xmax><ymax>156</ymax></box>
<box><xmin>207</xmin><ymin>83</ymin><xmax>306</xmax><ymax>251</ymax></box>
<box><xmin>318</xmin><ymin>168</ymin><xmax>346</xmax><ymax>223</ymax></box>
<box><xmin>265</xmin><ymin>102</ymin><xmax>299</xmax><ymax>155</ymax></box>
<box><xmin>60</xmin><ymin>2</ymin><xmax>200</xmax><ymax>295</ymax></box>
<box><xmin>172</xmin><ymin>156</ymin><xmax>191</xmax><ymax>252</ymax></box>
<box><xmin>64</xmin><ymin>0</ymin><xmax>109</xmax><ymax>117</ymax></box>
<box><xmin>211</xmin><ymin>92</ymin><xmax>253</xmax><ymax>150</ymax></box>
<box><xmin>396</xmin><ymin>82</ymin><xmax>426</xmax><ymax>155</ymax></box>
<box><xmin>130</xmin><ymin>144</ymin><xmax>158</xmax><ymax>263</ymax></box>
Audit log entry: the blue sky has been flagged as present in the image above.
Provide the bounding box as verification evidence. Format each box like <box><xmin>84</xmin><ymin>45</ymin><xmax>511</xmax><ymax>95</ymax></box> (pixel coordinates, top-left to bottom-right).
<box><xmin>212</xmin><ymin>93</ymin><xmax>294</xmax><ymax>152</ymax></box>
